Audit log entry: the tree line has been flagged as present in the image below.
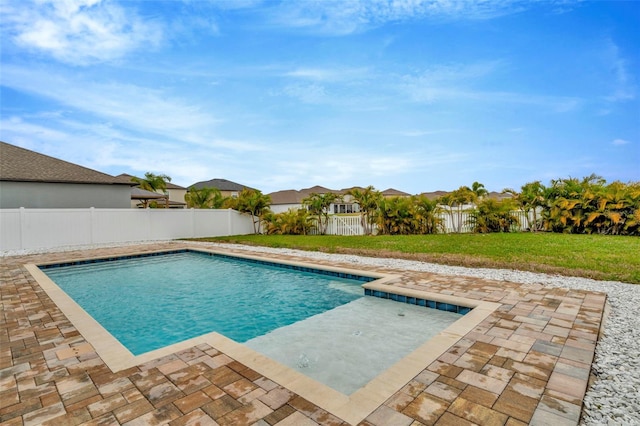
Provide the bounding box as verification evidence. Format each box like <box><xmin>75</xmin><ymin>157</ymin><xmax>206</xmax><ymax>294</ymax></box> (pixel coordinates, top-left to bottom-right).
<box><xmin>262</xmin><ymin>175</ymin><xmax>639</xmax><ymax>236</ymax></box>
<box><xmin>134</xmin><ymin>172</ymin><xmax>639</xmax><ymax>236</ymax></box>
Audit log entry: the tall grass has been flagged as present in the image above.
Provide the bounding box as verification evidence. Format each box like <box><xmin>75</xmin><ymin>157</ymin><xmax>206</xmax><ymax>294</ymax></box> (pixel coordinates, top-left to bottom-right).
<box><xmin>189</xmin><ymin>233</ymin><xmax>640</xmax><ymax>284</ymax></box>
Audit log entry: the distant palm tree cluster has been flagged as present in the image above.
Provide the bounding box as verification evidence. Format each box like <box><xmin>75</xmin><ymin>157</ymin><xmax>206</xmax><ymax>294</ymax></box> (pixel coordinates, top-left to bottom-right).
<box><xmin>264</xmin><ymin>175</ymin><xmax>640</xmax><ymax>236</ymax></box>
<box><xmin>143</xmin><ymin>172</ymin><xmax>639</xmax><ymax>236</ymax></box>
<box><xmin>506</xmin><ymin>174</ymin><xmax>639</xmax><ymax>236</ymax></box>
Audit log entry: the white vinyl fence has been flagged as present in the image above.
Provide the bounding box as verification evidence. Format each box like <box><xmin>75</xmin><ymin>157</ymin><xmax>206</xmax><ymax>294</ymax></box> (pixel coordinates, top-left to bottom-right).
<box><xmin>0</xmin><ymin>208</ymin><xmax>254</xmax><ymax>251</ymax></box>
<box><xmin>310</xmin><ymin>210</ymin><xmax>537</xmax><ymax>235</ymax></box>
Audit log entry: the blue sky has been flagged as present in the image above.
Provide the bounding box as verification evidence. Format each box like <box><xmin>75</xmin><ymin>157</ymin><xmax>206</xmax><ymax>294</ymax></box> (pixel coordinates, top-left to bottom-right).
<box><xmin>1</xmin><ymin>0</ymin><xmax>638</xmax><ymax>194</ymax></box>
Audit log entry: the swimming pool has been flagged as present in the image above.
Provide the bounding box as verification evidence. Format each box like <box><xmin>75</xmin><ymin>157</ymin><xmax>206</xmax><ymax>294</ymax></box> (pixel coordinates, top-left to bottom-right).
<box><xmin>28</xmin><ymin>246</ymin><xmax>500</xmax><ymax>424</ymax></box>
<box><xmin>41</xmin><ymin>249</ymin><xmax>373</xmax><ymax>355</ymax></box>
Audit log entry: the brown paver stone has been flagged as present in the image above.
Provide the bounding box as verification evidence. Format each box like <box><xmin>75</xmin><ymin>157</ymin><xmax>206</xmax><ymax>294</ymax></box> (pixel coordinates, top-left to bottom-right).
<box><xmin>275</xmin><ymin>411</ymin><xmax>319</xmax><ymax>426</ymax></box>
<box><xmin>365</xmin><ymin>405</ymin><xmax>414</xmax><ymax>426</ymax></box>
<box><xmin>447</xmin><ymin>397</ymin><xmax>509</xmax><ymax>426</ymax></box>
<box><xmin>424</xmin><ymin>381</ymin><xmax>462</xmax><ymax>402</ymax></box>
<box><xmin>122</xmin><ymin>403</ymin><xmax>182</xmax><ymax>426</ymax></box>
<box><xmin>222</xmin><ymin>377</ymin><xmax>256</xmax><ymax>399</ymax></box>
<box><xmin>88</xmin><ymin>393</ymin><xmax>128</xmax><ymax>417</ymax></box>
<box><xmin>22</xmin><ymin>401</ymin><xmax>66</xmax><ymax>426</ymax></box>
<box><xmin>546</xmin><ymin>371</ymin><xmax>588</xmax><ymax>399</ymax></box>
<box><xmin>259</xmin><ymin>387</ymin><xmax>293</xmax><ymax>410</ymax></box>
<box><xmin>458</xmin><ymin>385</ymin><xmax>499</xmax><ymax>407</ymax></box>
<box><xmin>456</xmin><ymin>370</ymin><xmax>508</xmax><ymax>394</ymax></box>
<box><xmin>217</xmin><ymin>399</ymin><xmax>272</xmax><ymax>426</ymax></box>
<box><xmin>113</xmin><ymin>398</ymin><xmax>155</xmax><ymax>424</ymax></box>
<box><xmin>0</xmin><ymin>243</ymin><xmax>608</xmax><ymax>426</ymax></box>
<box><xmin>173</xmin><ymin>390</ymin><xmax>213</xmax><ymax>414</ymax></box>
<box><xmin>201</xmin><ymin>395</ymin><xmax>242</xmax><ymax>419</ymax></box>
<box><xmin>262</xmin><ymin>404</ymin><xmax>296</xmax><ymax>425</ymax></box>
<box><xmin>402</xmin><ymin>393</ymin><xmax>448</xmax><ymax>425</ymax></box>
<box><xmin>434</xmin><ymin>412</ymin><xmax>476</xmax><ymax>426</ymax></box>
<box><xmin>168</xmin><ymin>408</ymin><xmax>218</xmax><ymax>426</ymax></box>
<box><xmin>493</xmin><ymin>389</ymin><xmax>538</xmax><ymax>423</ymax></box>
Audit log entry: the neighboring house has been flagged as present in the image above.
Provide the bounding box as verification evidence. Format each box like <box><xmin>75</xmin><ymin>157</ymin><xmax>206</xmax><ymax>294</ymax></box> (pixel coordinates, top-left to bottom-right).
<box><xmin>188</xmin><ymin>178</ymin><xmax>256</xmax><ymax>199</ymax></box>
<box><xmin>381</xmin><ymin>188</ymin><xmax>411</xmax><ymax>198</ymax></box>
<box><xmin>118</xmin><ymin>174</ymin><xmax>187</xmax><ymax>208</ymax></box>
<box><xmin>268</xmin><ymin>185</ymin><xmax>414</xmax><ymax>214</ymax></box>
<box><xmin>0</xmin><ymin>141</ymin><xmax>134</xmax><ymax>208</ymax></box>
<box><xmin>268</xmin><ymin>185</ymin><xmax>333</xmax><ymax>214</ymax></box>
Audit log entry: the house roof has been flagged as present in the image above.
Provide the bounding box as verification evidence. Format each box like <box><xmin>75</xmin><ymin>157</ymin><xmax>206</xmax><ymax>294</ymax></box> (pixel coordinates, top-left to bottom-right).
<box><xmin>0</xmin><ymin>141</ymin><xmax>132</xmax><ymax>185</ymax></box>
<box><xmin>268</xmin><ymin>189</ymin><xmax>305</xmax><ymax>205</ymax></box>
<box><xmin>420</xmin><ymin>191</ymin><xmax>449</xmax><ymax>200</ymax></box>
<box><xmin>189</xmin><ymin>178</ymin><xmax>255</xmax><ymax>192</ymax></box>
<box><xmin>381</xmin><ymin>188</ymin><xmax>411</xmax><ymax>197</ymax></box>
<box><xmin>269</xmin><ymin>185</ymin><xmax>416</xmax><ymax>205</ymax></box>
<box><xmin>267</xmin><ymin>186</ymin><xmax>342</xmax><ymax>205</ymax></box>
<box><xmin>131</xmin><ymin>187</ymin><xmax>167</xmax><ymax>200</ymax></box>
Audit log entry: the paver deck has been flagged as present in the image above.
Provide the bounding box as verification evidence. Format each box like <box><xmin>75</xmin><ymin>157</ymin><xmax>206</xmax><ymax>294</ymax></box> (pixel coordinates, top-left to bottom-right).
<box><xmin>0</xmin><ymin>242</ymin><xmax>607</xmax><ymax>425</ymax></box>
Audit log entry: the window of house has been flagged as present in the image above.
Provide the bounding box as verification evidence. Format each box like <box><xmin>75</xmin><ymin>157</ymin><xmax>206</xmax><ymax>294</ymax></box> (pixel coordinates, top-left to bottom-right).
<box><xmin>333</xmin><ymin>204</ymin><xmax>358</xmax><ymax>214</ymax></box>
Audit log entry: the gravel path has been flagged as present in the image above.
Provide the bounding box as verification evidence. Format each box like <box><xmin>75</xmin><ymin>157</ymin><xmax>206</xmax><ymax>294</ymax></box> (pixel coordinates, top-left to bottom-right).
<box><xmin>3</xmin><ymin>241</ymin><xmax>639</xmax><ymax>425</ymax></box>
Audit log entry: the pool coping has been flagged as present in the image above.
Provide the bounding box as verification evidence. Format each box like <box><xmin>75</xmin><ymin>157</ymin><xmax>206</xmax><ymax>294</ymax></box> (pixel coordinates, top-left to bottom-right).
<box><xmin>26</xmin><ymin>247</ymin><xmax>500</xmax><ymax>425</ymax></box>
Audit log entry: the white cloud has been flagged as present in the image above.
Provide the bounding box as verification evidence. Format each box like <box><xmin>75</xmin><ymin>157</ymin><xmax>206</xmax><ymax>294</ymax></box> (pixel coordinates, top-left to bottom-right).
<box><xmin>3</xmin><ymin>66</ymin><xmax>204</xmax><ymax>145</ymax></box>
<box><xmin>0</xmin><ymin>114</ymin><xmax>251</xmax><ymax>187</ymax></box>
<box><xmin>282</xmin><ymin>83</ymin><xmax>329</xmax><ymax>104</ymax></box>
<box><xmin>263</xmin><ymin>0</ymin><xmax>529</xmax><ymax>35</ymax></box>
<box><xmin>1</xmin><ymin>0</ymin><xmax>162</xmax><ymax>65</ymax></box>
<box><xmin>612</xmin><ymin>139</ymin><xmax>630</xmax><ymax>146</ymax></box>
<box><xmin>283</xmin><ymin>67</ymin><xmax>370</xmax><ymax>82</ymax></box>
<box><xmin>400</xmin><ymin>61</ymin><xmax>582</xmax><ymax>112</ymax></box>
<box><xmin>601</xmin><ymin>39</ymin><xmax>636</xmax><ymax>103</ymax></box>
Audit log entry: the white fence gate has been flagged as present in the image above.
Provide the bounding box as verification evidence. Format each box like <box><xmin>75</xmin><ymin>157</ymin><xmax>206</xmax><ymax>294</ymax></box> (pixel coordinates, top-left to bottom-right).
<box><xmin>0</xmin><ymin>208</ymin><xmax>254</xmax><ymax>251</ymax></box>
<box><xmin>309</xmin><ymin>210</ymin><xmax>537</xmax><ymax>235</ymax></box>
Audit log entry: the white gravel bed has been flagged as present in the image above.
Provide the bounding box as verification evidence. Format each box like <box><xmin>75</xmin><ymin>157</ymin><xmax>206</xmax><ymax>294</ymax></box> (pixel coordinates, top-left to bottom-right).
<box><xmin>3</xmin><ymin>241</ymin><xmax>639</xmax><ymax>425</ymax></box>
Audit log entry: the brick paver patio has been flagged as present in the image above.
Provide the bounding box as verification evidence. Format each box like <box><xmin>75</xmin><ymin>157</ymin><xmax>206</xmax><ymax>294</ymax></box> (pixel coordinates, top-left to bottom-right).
<box><xmin>0</xmin><ymin>242</ymin><xmax>607</xmax><ymax>425</ymax></box>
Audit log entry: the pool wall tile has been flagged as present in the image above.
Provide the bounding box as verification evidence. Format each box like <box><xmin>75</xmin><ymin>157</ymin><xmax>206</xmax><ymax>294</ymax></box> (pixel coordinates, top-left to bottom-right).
<box><xmin>366</xmin><ymin>290</ymin><xmax>472</xmax><ymax>316</ymax></box>
<box><xmin>39</xmin><ymin>249</ymin><xmax>378</xmax><ymax>284</ymax></box>
<box><xmin>197</xmin><ymin>251</ymin><xmax>376</xmax><ymax>283</ymax></box>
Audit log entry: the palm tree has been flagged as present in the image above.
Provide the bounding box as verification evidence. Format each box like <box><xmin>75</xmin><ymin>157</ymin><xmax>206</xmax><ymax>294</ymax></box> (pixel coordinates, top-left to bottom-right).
<box><xmin>131</xmin><ymin>172</ymin><xmax>172</xmax><ymax>208</ymax></box>
<box><xmin>438</xmin><ymin>186</ymin><xmax>475</xmax><ymax>233</ymax></box>
<box><xmin>468</xmin><ymin>198</ymin><xmax>519</xmax><ymax>233</ymax></box>
<box><xmin>471</xmin><ymin>181</ymin><xmax>488</xmax><ymax>200</ymax></box>
<box><xmin>302</xmin><ymin>192</ymin><xmax>341</xmax><ymax>235</ymax></box>
<box><xmin>504</xmin><ymin>181</ymin><xmax>546</xmax><ymax>231</ymax></box>
<box><xmin>185</xmin><ymin>186</ymin><xmax>225</xmax><ymax>209</ymax></box>
<box><xmin>263</xmin><ymin>209</ymin><xmax>314</xmax><ymax>235</ymax></box>
<box><xmin>583</xmin><ymin>181</ymin><xmax>640</xmax><ymax>235</ymax></box>
<box><xmin>346</xmin><ymin>186</ymin><xmax>382</xmax><ymax>235</ymax></box>
<box><xmin>234</xmin><ymin>189</ymin><xmax>271</xmax><ymax>234</ymax></box>
<box><xmin>377</xmin><ymin>197</ymin><xmax>411</xmax><ymax>235</ymax></box>
<box><xmin>414</xmin><ymin>195</ymin><xmax>443</xmax><ymax>234</ymax></box>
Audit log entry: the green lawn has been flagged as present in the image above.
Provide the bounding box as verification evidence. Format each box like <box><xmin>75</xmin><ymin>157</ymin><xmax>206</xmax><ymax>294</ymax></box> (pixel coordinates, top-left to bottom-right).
<box><xmin>188</xmin><ymin>233</ymin><xmax>640</xmax><ymax>284</ymax></box>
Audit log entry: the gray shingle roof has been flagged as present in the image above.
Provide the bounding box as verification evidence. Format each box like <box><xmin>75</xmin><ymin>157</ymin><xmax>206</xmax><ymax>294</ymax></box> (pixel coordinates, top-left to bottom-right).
<box><xmin>189</xmin><ymin>178</ymin><xmax>255</xmax><ymax>191</ymax></box>
<box><xmin>381</xmin><ymin>188</ymin><xmax>411</xmax><ymax>197</ymax></box>
<box><xmin>0</xmin><ymin>141</ymin><xmax>132</xmax><ymax>185</ymax></box>
<box><xmin>268</xmin><ymin>186</ymin><xmax>345</xmax><ymax>205</ymax></box>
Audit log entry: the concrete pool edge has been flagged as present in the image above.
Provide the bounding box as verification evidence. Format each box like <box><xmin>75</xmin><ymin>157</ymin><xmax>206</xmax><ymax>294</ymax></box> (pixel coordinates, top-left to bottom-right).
<box><xmin>26</xmin><ymin>247</ymin><xmax>500</xmax><ymax>426</ymax></box>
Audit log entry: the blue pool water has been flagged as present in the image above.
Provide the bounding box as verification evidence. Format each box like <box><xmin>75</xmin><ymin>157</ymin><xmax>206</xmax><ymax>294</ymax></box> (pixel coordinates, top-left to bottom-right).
<box><xmin>42</xmin><ymin>250</ymin><xmax>369</xmax><ymax>355</ymax></box>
